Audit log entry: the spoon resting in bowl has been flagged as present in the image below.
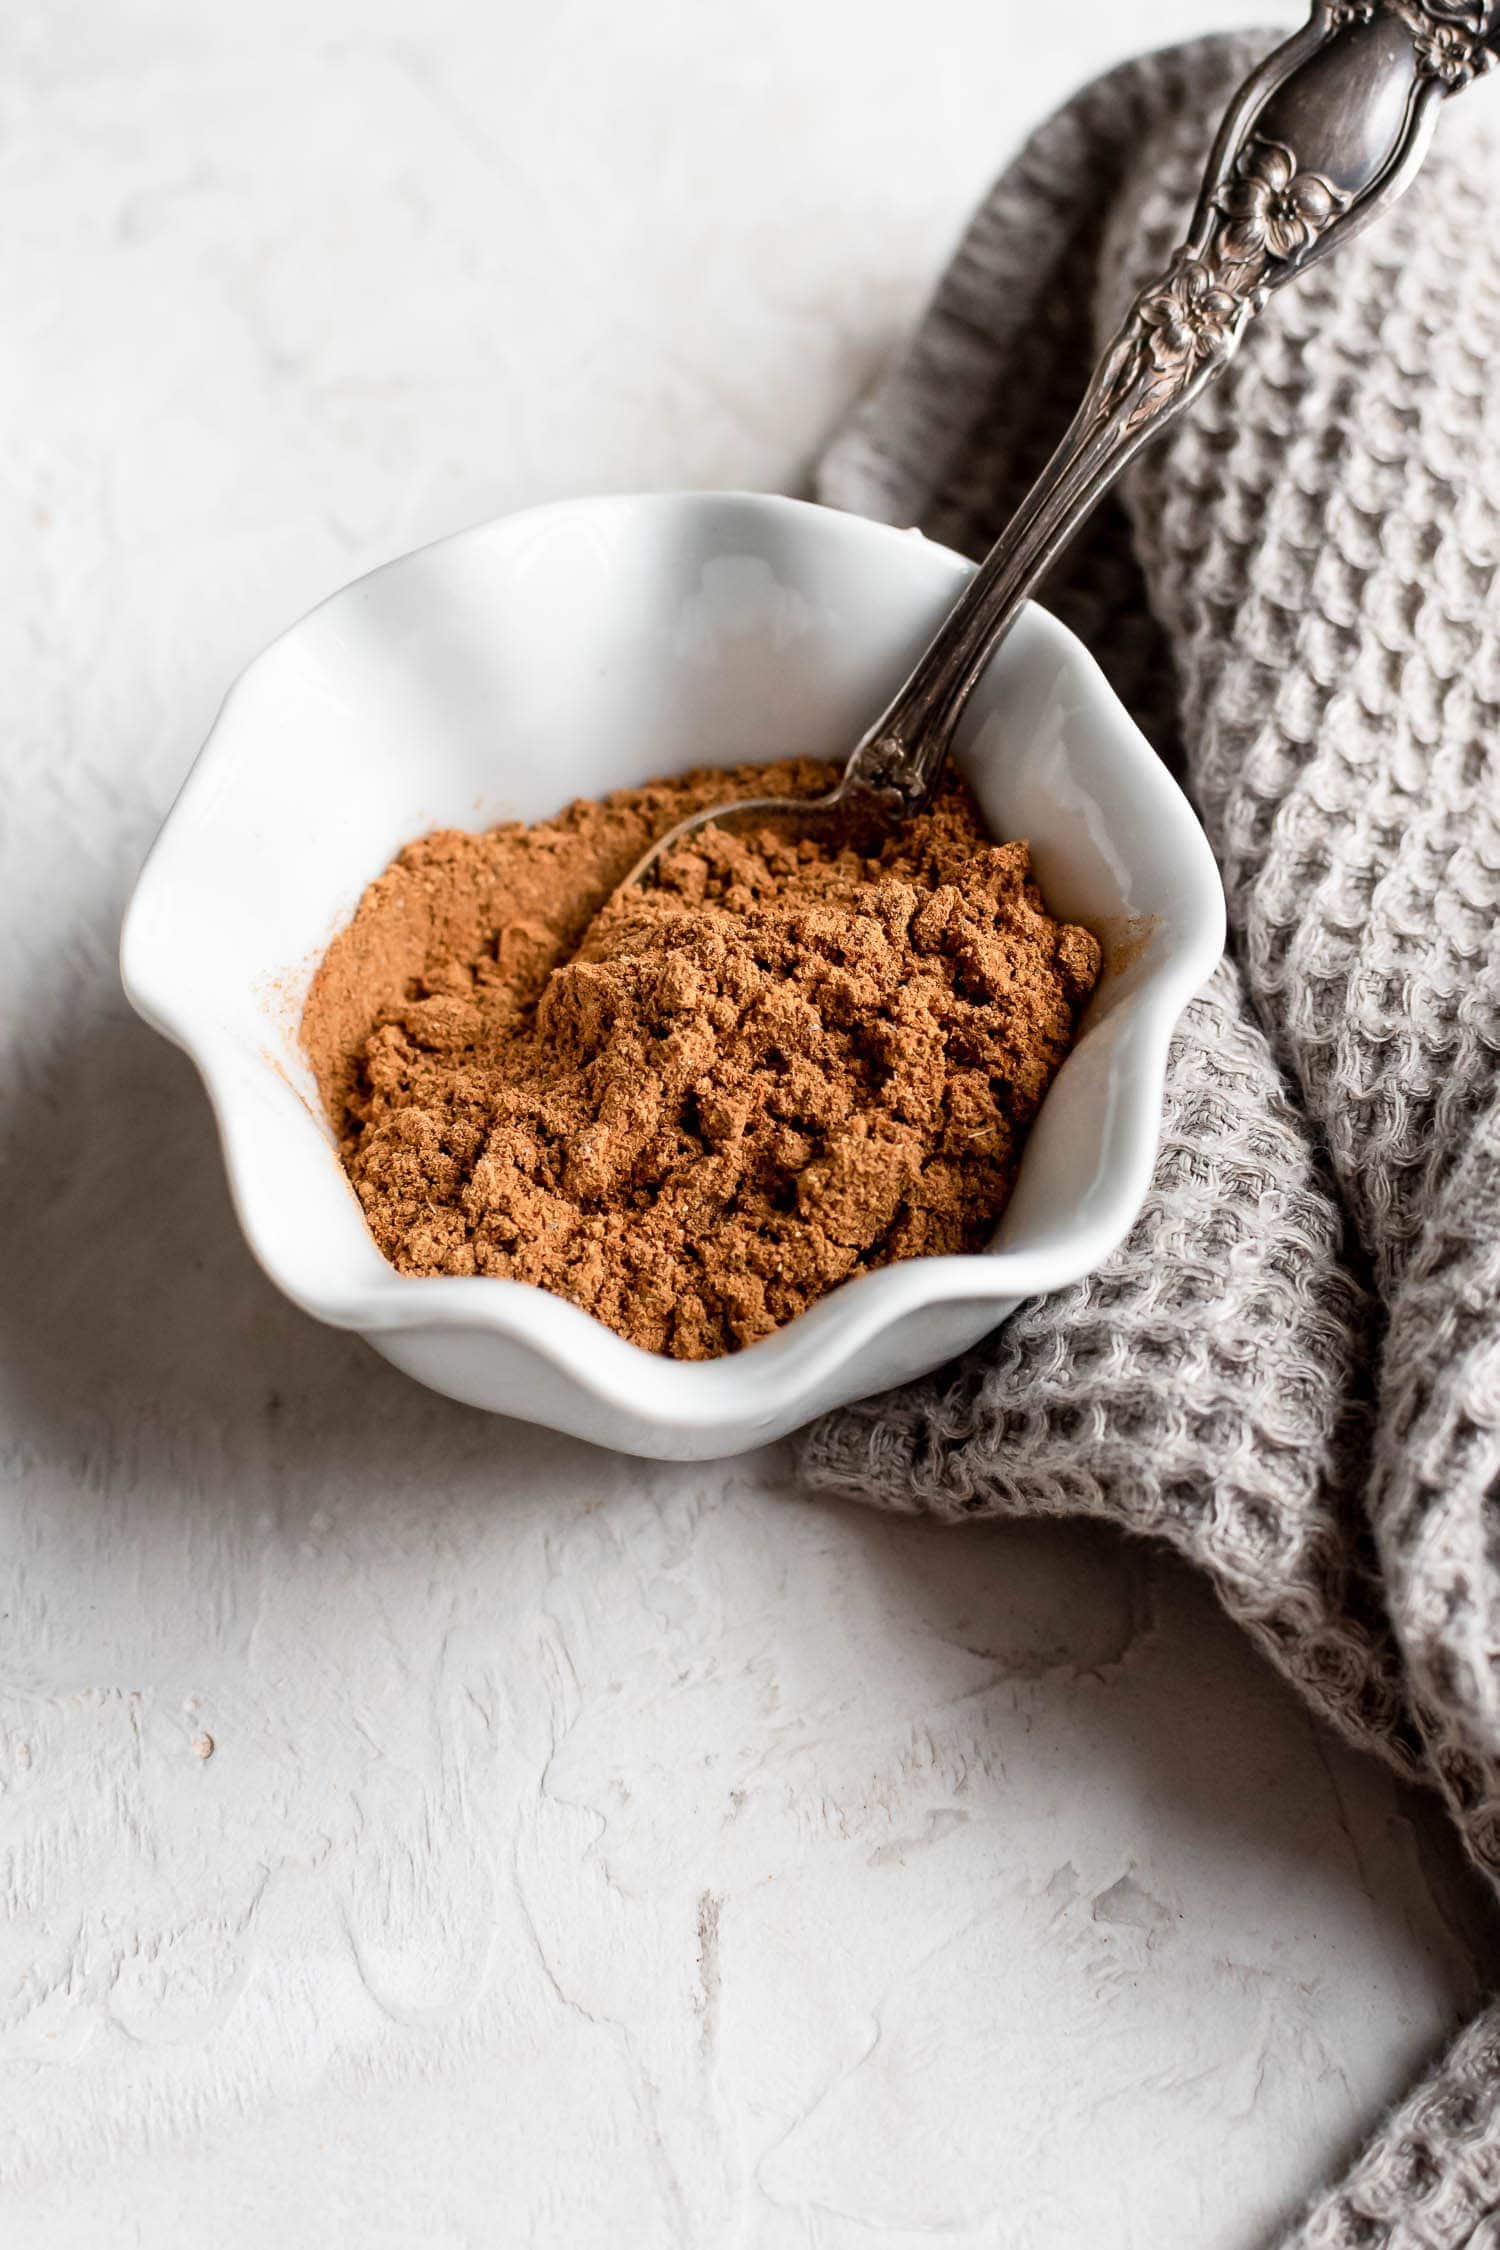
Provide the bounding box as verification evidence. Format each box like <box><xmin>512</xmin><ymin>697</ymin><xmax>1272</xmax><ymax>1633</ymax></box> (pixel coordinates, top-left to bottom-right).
<box><xmin>620</xmin><ymin>0</ymin><xmax>1498</xmax><ymax>892</ymax></box>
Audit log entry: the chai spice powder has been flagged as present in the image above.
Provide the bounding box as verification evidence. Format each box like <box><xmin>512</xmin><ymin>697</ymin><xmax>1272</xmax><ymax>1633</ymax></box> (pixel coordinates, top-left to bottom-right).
<box><xmin>301</xmin><ymin>764</ymin><xmax>1101</xmax><ymax>1360</ymax></box>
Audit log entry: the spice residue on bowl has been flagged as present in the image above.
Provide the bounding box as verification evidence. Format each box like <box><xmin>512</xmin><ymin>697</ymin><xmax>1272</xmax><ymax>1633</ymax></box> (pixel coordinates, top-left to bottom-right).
<box><xmin>301</xmin><ymin>764</ymin><xmax>1101</xmax><ymax>1360</ymax></box>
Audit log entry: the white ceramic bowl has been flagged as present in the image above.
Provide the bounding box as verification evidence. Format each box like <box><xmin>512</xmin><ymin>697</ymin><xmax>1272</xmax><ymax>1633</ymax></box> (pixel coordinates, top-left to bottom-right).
<box><xmin>122</xmin><ymin>492</ymin><xmax>1223</xmax><ymax>1460</ymax></box>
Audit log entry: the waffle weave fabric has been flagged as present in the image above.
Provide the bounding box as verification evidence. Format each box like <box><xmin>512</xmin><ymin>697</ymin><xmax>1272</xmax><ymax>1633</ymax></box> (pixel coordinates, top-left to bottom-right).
<box><xmin>797</xmin><ymin>32</ymin><xmax>1500</xmax><ymax>2245</ymax></box>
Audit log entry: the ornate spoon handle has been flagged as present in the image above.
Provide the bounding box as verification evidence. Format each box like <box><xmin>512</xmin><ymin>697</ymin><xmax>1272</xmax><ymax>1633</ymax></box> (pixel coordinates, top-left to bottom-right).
<box><xmin>846</xmin><ymin>0</ymin><xmax>1499</xmax><ymax>812</ymax></box>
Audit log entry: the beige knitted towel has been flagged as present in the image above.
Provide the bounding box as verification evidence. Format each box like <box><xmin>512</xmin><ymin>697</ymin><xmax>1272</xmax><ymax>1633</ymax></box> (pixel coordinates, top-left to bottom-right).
<box><xmin>798</xmin><ymin>32</ymin><xmax>1500</xmax><ymax>2246</ymax></box>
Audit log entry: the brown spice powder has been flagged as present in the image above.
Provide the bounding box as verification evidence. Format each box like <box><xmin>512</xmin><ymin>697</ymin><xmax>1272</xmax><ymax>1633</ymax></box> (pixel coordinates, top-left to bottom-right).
<box><xmin>301</xmin><ymin>763</ymin><xmax>1101</xmax><ymax>1360</ymax></box>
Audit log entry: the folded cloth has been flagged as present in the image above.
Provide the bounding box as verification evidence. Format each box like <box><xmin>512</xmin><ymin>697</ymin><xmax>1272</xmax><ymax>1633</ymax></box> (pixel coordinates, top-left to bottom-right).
<box><xmin>798</xmin><ymin>31</ymin><xmax>1500</xmax><ymax>2246</ymax></box>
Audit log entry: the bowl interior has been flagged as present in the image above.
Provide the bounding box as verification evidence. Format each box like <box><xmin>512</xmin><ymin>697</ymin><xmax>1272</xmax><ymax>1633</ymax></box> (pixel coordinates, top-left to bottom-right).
<box><xmin>122</xmin><ymin>492</ymin><xmax>1223</xmax><ymax>1352</ymax></box>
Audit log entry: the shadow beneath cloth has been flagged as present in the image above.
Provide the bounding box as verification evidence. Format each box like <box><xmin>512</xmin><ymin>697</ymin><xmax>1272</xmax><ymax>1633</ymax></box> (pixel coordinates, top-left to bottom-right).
<box><xmin>0</xmin><ymin>996</ymin><xmax>591</xmax><ymax>1528</ymax></box>
<box><xmin>821</xmin><ymin>1500</ymin><xmax>1500</xmax><ymax>2234</ymax></box>
<box><xmin>852</xmin><ymin>1497</ymin><xmax>1490</xmax><ymax>1910</ymax></box>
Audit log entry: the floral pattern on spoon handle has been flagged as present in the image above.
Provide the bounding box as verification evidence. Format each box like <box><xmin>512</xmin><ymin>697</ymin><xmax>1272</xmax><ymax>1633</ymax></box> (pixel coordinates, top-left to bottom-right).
<box><xmin>846</xmin><ymin>0</ymin><xmax>1500</xmax><ymax>814</ymax></box>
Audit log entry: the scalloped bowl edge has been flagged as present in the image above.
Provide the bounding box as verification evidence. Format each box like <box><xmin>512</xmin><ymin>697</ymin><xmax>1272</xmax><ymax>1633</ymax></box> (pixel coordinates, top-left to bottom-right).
<box><xmin>121</xmin><ymin>492</ymin><xmax>1225</xmax><ymax>1460</ymax></box>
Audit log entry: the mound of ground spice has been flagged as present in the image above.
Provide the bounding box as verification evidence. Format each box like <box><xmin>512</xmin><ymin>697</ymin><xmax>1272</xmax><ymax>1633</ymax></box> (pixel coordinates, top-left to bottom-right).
<box><xmin>301</xmin><ymin>764</ymin><xmax>1101</xmax><ymax>1360</ymax></box>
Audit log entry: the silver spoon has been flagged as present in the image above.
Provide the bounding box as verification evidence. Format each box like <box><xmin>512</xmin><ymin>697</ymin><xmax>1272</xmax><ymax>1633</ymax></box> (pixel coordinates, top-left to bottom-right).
<box><xmin>623</xmin><ymin>0</ymin><xmax>1497</xmax><ymax>890</ymax></box>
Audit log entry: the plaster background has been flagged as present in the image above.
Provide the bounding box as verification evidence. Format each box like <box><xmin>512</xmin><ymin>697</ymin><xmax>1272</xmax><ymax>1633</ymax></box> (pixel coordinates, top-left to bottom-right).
<box><xmin>3</xmin><ymin>4</ymin><xmax>1495</xmax><ymax>2244</ymax></box>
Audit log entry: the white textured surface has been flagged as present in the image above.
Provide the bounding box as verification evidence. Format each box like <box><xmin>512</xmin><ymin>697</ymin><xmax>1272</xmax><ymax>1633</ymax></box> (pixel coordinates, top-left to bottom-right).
<box><xmin>2</xmin><ymin>1</ymin><xmax>1494</xmax><ymax>2244</ymax></box>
